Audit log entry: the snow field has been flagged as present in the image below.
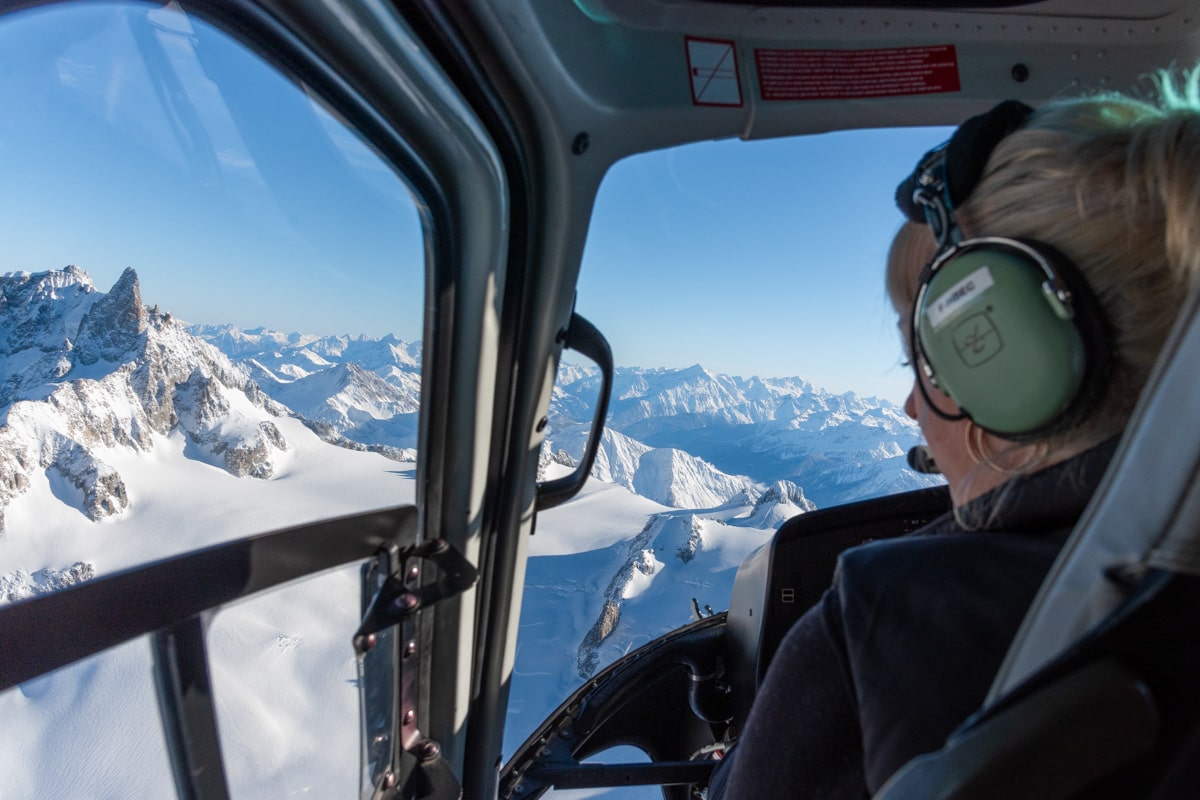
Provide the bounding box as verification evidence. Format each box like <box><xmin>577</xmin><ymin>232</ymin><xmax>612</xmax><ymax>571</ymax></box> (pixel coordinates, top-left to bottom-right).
<box><xmin>0</xmin><ymin>421</ymin><xmax>414</xmax><ymax>798</ymax></box>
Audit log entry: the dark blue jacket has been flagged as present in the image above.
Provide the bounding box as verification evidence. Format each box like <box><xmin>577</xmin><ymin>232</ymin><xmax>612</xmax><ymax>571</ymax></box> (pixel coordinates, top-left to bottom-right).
<box><xmin>715</xmin><ymin>441</ymin><xmax>1116</xmax><ymax>798</ymax></box>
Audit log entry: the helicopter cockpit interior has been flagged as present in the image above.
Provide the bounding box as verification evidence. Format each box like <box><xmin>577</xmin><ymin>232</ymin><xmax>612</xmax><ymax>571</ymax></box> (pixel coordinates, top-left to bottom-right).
<box><xmin>1</xmin><ymin>1</ymin><xmax>1199</xmax><ymax>799</ymax></box>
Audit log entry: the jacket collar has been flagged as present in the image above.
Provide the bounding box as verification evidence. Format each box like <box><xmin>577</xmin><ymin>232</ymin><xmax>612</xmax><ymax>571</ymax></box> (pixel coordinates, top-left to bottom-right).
<box><xmin>931</xmin><ymin>437</ymin><xmax>1120</xmax><ymax>536</ymax></box>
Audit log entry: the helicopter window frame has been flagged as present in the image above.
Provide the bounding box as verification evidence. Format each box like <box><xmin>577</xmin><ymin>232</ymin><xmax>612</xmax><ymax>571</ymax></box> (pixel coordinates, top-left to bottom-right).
<box><xmin>0</xmin><ymin>0</ymin><xmax>510</xmax><ymax>795</ymax></box>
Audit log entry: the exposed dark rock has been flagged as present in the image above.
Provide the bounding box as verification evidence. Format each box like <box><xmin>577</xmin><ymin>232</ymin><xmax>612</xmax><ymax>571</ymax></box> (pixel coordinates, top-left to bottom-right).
<box><xmin>47</xmin><ymin>440</ymin><xmax>128</xmax><ymax>522</ymax></box>
<box><xmin>576</xmin><ymin>600</ymin><xmax>620</xmax><ymax>679</ymax></box>
<box><xmin>74</xmin><ymin>268</ymin><xmax>147</xmax><ymax>366</ymax></box>
<box><xmin>676</xmin><ymin>517</ymin><xmax>704</xmax><ymax>564</ymax></box>
<box><xmin>1</xmin><ymin>561</ymin><xmax>96</xmax><ymax>603</ymax></box>
<box><xmin>0</xmin><ymin>266</ymin><xmax>297</xmax><ymax>531</ymax></box>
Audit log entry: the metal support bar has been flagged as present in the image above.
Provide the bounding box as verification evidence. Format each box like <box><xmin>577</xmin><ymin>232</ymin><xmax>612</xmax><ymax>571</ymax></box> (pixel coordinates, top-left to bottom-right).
<box><xmin>0</xmin><ymin>505</ymin><xmax>416</xmax><ymax>693</ymax></box>
<box><xmin>523</xmin><ymin>761</ymin><xmax>715</xmax><ymax>790</ymax></box>
<box><xmin>153</xmin><ymin>615</ymin><xmax>231</xmax><ymax>800</ymax></box>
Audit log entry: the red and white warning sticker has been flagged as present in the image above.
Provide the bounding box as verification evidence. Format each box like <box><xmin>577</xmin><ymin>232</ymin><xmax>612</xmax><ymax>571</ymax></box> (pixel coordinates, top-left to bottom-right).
<box><xmin>754</xmin><ymin>45</ymin><xmax>960</xmax><ymax>101</ymax></box>
<box><xmin>685</xmin><ymin>36</ymin><xmax>743</xmax><ymax>107</ymax></box>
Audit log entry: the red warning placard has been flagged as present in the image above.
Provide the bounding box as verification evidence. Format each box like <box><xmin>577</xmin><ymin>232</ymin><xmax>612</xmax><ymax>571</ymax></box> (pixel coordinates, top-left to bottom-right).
<box><xmin>755</xmin><ymin>45</ymin><xmax>960</xmax><ymax>101</ymax></box>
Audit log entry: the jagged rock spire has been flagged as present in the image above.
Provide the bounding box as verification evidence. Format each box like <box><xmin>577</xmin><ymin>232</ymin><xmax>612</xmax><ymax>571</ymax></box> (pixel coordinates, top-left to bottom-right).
<box><xmin>74</xmin><ymin>267</ymin><xmax>147</xmax><ymax>366</ymax></box>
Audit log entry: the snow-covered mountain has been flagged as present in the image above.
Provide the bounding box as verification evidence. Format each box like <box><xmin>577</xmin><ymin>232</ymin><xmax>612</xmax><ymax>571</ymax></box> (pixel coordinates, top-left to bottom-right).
<box><xmin>547</xmin><ymin>363</ymin><xmax>938</xmax><ymax>509</ymax></box>
<box><xmin>190</xmin><ymin>323</ymin><xmax>422</xmax><ymax>451</ymax></box>
<box><xmin>0</xmin><ymin>266</ymin><xmax>420</xmax><ymax>591</ymax></box>
<box><xmin>0</xmin><ymin>266</ymin><xmax>300</xmax><ymax>535</ymax></box>
<box><xmin>190</xmin><ymin>322</ymin><xmax>937</xmax><ymax>512</ymax></box>
<box><xmin>572</xmin><ymin>482</ymin><xmax>815</xmax><ymax>679</ymax></box>
<box><xmin>1</xmin><ymin>267</ymin><xmax>418</xmax><ymax>797</ymax></box>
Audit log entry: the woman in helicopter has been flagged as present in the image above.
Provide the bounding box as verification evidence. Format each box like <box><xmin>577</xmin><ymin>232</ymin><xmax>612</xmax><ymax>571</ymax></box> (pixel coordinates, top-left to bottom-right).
<box><xmin>713</xmin><ymin>69</ymin><xmax>1200</xmax><ymax>798</ymax></box>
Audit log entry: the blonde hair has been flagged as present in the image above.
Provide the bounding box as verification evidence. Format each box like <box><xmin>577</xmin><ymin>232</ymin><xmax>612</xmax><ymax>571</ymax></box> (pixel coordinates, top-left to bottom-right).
<box><xmin>895</xmin><ymin>68</ymin><xmax>1200</xmax><ymax>458</ymax></box>
<box><xmin>886</xmin><ymin>221</ymin><xmax>936</xmax><ymax>316</ymax></box>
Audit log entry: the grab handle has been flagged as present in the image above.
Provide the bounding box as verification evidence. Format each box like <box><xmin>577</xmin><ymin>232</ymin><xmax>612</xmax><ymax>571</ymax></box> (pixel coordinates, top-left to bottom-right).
<box><xmin>536</xmin><ymin>313</ymin><xmax>613</xmax><ymax>511</ymax></box>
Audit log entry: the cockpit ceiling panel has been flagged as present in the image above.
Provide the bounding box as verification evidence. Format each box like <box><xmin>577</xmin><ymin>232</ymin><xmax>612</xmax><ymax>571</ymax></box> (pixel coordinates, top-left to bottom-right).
<box><xmin>583</xmin><ymin>0</ymin><xmax>1191</xmax><ymax>24</ymax></box>
<box><xmin>707</xmin><ymin>1</ymin><xmax>1041</xmax><ymax>7</ymax></box>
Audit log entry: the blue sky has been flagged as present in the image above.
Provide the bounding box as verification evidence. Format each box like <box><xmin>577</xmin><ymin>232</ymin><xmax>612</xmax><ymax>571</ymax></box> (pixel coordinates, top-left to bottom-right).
<box><xmin>579</xmin><ymin>128</ymin><xmax>949</xmax><ymax>403</ymax></box>
<box><xmin>0</xmin><ymin>3</ymin><xmax>949</xmax><ymax>405</ymax></box>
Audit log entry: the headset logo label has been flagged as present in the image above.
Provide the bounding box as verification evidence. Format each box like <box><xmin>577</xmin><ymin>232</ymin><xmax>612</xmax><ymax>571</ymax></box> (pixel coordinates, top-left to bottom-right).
<box><xmin>952</xmin><ymin>312</ymin><xmax>1004</xmax><ymax>367</ymax></box>
<box><xmin>926</xmin><ymin>266</ymin><xmax>995</xmax><ymax>329</ymax></box>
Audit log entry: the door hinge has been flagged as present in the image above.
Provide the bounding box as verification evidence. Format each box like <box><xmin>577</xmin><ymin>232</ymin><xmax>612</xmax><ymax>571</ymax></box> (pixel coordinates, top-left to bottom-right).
<box><xmin>354</xmin><ymin>537</ymin><xmax>478</xmax><ymax>654</ymax></box>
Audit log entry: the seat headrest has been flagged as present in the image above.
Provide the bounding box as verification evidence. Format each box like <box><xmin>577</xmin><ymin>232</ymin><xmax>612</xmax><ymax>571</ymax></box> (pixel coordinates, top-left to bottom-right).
<box><xmin>987</xmin><ymin>280</ymin><xmax>1200</xmax><ymax>701</ymax></box>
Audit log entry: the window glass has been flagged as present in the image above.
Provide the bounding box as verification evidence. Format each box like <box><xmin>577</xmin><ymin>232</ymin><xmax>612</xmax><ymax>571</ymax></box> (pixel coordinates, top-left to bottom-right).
<box><xmin>0</xmin><ymin>638</ymin><xmax>176</xmax><ymax>796</ymax></box>
<box><xmin>207</xmin><ymin>564</ymin><xmax>365</xmax><ymax>797</ymax></box>
<box><xmin>510</xmin><ymin>129</ymin><xmax>952</xmax><ymax>763</ymax></box>
<box><xmin>0</xmin><ymin>1</ymin><xmax>422</xmax><ymax>587</ymax></box>
<box><xmin>0</xmin><ymin>2</ymin><xmax>424</xmax><ymax>795</ymax></box>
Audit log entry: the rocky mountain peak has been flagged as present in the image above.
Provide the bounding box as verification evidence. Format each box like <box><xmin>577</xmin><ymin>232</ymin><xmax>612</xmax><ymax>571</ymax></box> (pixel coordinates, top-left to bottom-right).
<box><xmin>0</xmin><ymin>266</ymin><xmax>293</xmax><ymax>533</ymax></box>
<box><xmin>755</xmin><ymin>479</ymin><xmax>814</xmax><ymax>512</ymax></box>
<box><xmin>2</xmin><ymin>266</ymin><xmax>95</xmax><ymax>353</ymax></box>
<box><xmin>74</xmin><ymin>267</ymin><xmax>147</xmax><ymax>366</ymax></box>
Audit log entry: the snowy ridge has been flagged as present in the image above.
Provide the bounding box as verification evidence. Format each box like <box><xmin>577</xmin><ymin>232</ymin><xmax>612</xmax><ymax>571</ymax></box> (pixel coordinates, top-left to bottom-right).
<box><xmin>743</xmin><ymin>479</ymin><xmax>817</xmax><ymax>528</ymax></box>
<box><xmin>1</xmin><ymin>561</ymin><xmax>95</xmax><ymax>603</ymax></box>
<box><xmin>258</xmin><ymin>361</ymin><xmax>419</xmax><ymax>450</ymax></box>
<box><xmin>548</xmin><ymin>425</ymin><xmax>759</xmax><ymax>510</ymax></box>
<box><xmin>550</xmin><ymin>362</ymin><xmax>940</xmax><ymax>509</ymax></box>
<box><xmin>571</xmin><ymin>480</ymin><xmax>812</xmax><ymax>680</ymax></box>
<box><xmin>576</xmin><ymin>516</ymin><xmax>663</xmax><ymax>678</ymax></box>
<box><xmin>191</xmin><ymin>324</ymin><xmax>422</xmax><ymax>449</ymax></box>
<box><xmin>633</xmin><ymin>447</ymin><xmax>754</xmax><ymax>509</ymax></box>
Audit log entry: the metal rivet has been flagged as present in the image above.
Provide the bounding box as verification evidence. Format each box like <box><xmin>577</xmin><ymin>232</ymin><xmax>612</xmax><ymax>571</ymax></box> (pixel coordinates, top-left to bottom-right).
<box><xmin>392</xmin><ymin>592</ymin><xmax>420</xmax><ymax>612</ymax></box>
<box><xmin>419</xmin><ymin>740</ymin><xmax>441</xmax><ymax>760</ymax></box>
<box><xmin>382</xmin><ymin>772</ymin><xmax>396</xmax><ymax>789</ymax></box>
<box><xmin>404</xmin><ymin>640</ymin><xmax>417</xmax><ymax>658</ymax></box>
<box><xmin>407</xmin><ymin>565</ymin><xmax>420</xmax><ymax>582</ymax></box>
<box><xmin>404</xmin><ymin>710</ymin><xmax>415</xmax><ymax>726</ymax></box>
<box><xmin>571</xmin><ymin>132</ymin><xmax>590</xmax><ymax>155</ymax></box>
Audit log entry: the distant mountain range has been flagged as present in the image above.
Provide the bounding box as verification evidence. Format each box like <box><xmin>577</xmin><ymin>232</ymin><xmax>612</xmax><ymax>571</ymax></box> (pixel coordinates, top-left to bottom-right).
<box><xmin>546</xmin><ymin>364</ymin><xmax>936</xmax><ymax>510</ymax></box>
<box><xmin>0</xmin><ymin>265</ymin><xmax>937</xmax><ymax>536</ymax></box>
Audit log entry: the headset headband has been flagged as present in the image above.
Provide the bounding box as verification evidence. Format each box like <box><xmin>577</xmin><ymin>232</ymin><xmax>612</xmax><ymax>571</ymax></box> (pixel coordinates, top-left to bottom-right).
<box><xmin>895</xmin><ymin>99</ymin><xmax>1035</xmax><ymax>241</ymax></box>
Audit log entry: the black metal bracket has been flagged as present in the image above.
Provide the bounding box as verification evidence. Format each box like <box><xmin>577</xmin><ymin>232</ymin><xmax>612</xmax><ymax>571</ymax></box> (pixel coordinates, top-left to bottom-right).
<box><xmin>354</xmin><ymin>538</ymin><xmax>478</xmax><ymax>655</ymax></box>
<box><xmin>378</xmin><ymin>743</ymin><xmax>463</xmax><ymax>800</ymax></box>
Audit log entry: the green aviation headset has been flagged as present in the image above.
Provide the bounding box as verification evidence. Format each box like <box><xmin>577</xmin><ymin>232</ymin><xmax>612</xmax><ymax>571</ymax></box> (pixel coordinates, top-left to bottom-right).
<box><xmin>898</xmin><ymin>100</ymin><xmax>1111</xmax><ymax>440</ymax></box>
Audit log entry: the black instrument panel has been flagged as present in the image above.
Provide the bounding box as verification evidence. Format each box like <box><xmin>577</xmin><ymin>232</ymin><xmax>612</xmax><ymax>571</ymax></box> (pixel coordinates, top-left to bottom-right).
<box><xmin>725</xmin><ymin>486</ymin><xmax>951</xmax><ymax>733</ymax></box>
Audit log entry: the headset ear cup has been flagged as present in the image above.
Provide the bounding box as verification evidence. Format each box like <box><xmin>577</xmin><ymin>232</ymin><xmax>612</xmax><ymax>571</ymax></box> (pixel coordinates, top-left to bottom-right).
<box><xmin>914</xmin><ymin>238</ymin><xmax>1109</xmax><ymax>438</ymax></box>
